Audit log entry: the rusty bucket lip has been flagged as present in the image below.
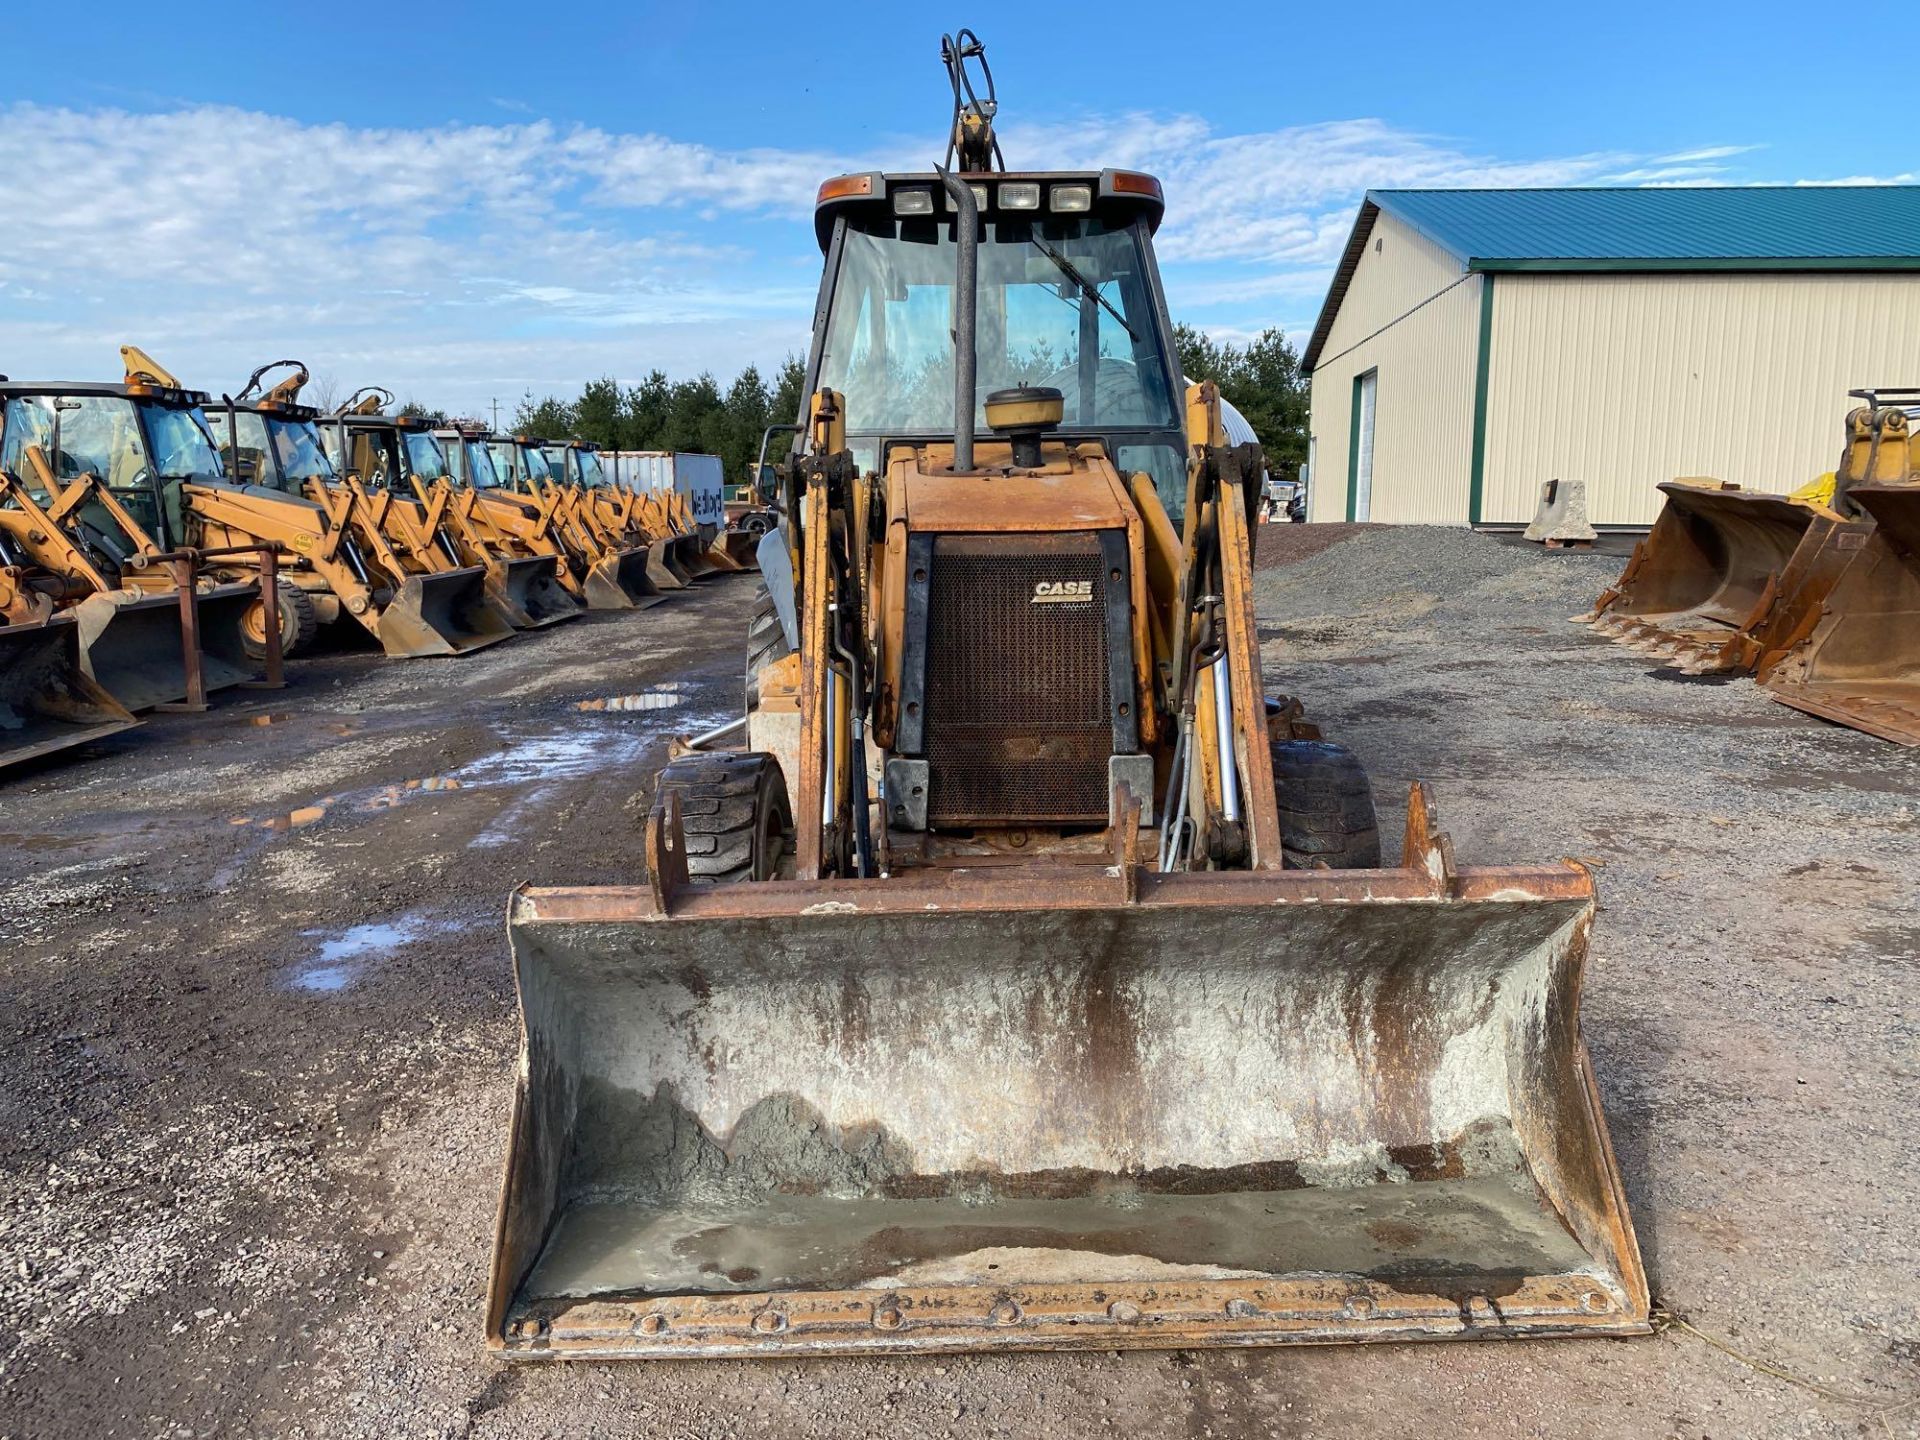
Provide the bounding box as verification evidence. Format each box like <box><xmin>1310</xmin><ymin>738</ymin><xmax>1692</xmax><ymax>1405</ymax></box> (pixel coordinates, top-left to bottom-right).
<box><xmin>492</xmin><ymin>1244</ymin><xmax>1653</xmax><ymax>1359</ymax></box>
<box><xmin>510</xmin><ymin>857</ymin><xmax>1595</xmax><ymax>928</ymax></box>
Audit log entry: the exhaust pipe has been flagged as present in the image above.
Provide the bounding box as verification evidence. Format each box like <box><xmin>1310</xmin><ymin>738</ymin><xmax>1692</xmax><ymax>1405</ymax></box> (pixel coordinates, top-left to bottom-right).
<box><xmin>936</xmin><ymin>166</ymin><xmax>977</xmax><ymax>473</ymax></box>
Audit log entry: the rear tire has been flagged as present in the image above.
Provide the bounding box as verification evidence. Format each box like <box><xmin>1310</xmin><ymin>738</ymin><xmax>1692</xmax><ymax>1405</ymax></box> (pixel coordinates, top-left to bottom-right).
<box><xmin>650</xmin><ymin>751</ymin><xmax>793</xmax><ymax>884</ymax></box>
<box><xmin>745</xmin><ymin>582</ymin><xmax>792</xmax><ymax>715</ymax></box>
<box><xmin>1271</xmin><ymin>739</ymin><xmax>1380</xmax><ymax>869</ymax></box>
<box><xmin>241</xmin><ymin>580</ymin><xmax>320</xmax><ymax>662</ymax></box>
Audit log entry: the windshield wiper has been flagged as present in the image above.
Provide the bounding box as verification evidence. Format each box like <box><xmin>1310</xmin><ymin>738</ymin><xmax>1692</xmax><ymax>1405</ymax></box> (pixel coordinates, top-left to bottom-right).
<box><xmin>1027</xmin><ymin>235</ymin><xmax>1138</xmax><ymax>342</ymax></box>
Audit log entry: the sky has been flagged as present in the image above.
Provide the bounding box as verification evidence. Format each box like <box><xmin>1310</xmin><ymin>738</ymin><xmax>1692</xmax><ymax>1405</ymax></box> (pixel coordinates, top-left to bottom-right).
<box><xmin>1</xmin><ymin>2</ymin><xmax>1911</xmax><ymax>421</ymax></box>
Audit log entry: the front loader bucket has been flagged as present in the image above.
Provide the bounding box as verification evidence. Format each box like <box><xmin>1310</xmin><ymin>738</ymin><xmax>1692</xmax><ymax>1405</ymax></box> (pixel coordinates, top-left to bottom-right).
<box><xmin>0</xmin><ymin>616</ymin><xmax>140</xmax><ymax>773</ymax></box>
<box><xmin>721</xmin><ymin>529</ymin><xmax>764</xmax><ymax>570</ymax></box>
<box><xmin>1762</xmin><ymin>483</ymin><xmax>1920</xmax><ymax>744</ymax></box>
<box><xmin>375</xmin><ymin>567</ymin><xmax>516</xmax><ymax>658</ymax></box>
<box><xmin>489</xmin><ymin>790</ymin><xmax>1648</xmax><ymax>1358</ymax></box>
<box><xmin>72</xmin><ymin>585</ymin><xmax>260</xmax><ymax>713</ymax></box>
<box><xmin>583</xmin><ymin>548</ymin><xmax>670</xmax><ymax>611</ymax></box>
<box><xmin>1588</xmin><ymin>482</ymin><xmax>1840</xmax><ymax>673</ymax></box>
<box><xmin>674</xmin><ymin>534</ymin><xmax>726</xmax><ymax>580</ymax></box>
<box><xmin>493</xmin><ymin>556</ymin><xmax>584</xmax><ymax>630</ymax></box>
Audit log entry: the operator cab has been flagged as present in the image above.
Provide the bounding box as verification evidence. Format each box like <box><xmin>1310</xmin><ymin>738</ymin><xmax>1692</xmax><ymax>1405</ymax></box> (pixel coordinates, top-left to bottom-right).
<box><xmin>0</xmin><ymin>377</ymin><xmax>223</xmax><ymax>555</ymax></box>
<box><xmin>203</xmin><ymin>393</ymin><xmax>337</xmax><ymax>497</ymax></box>
<box><xmin>807</xmin><ymin>168</ymin><xmax>1188</xmax><ymax>511</ymax></box>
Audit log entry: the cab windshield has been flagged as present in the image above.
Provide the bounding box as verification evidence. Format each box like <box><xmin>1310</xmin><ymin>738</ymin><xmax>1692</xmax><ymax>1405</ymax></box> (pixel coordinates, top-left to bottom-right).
<box><xmin>487</xmin><ymin>441</ymin><xmax>520</xmax><ymax>483</ymax></box>
<box><xmin>575</xmin><ymin>450</ymin><xmax>606</xmax><ymax>487</ymax></box>
<box><xmin>142</xmin><ymin>404</ymin><xmax>224</xmax><ymax>483</ymax></box>
<box><xmin>269</xmin><ymin>419</ymin><xmax>335</xmax><ymax>482</ymax></box>
<box><xmin>403</xmin><ymin>431</ymin><xmax>449</xmax><ymax>481</ymax></box>
<box><xmin>466</xmin><ymin>440</ymin><xmax>501</xmax><ymax>487</ymax></box>
<box><xmin>541</xmin><ymin>446</ymin><xmax>569</xmax><ymax>480</ymax></box>
<box><xmin>520</xmin><ymin>446</ymin><xmax>553</xmax><ymax>482</ymax></box>
<box><xmin>817</xmin><ymin>212</ymin><xmax>1178</xmax><ymax>435</ymax></box>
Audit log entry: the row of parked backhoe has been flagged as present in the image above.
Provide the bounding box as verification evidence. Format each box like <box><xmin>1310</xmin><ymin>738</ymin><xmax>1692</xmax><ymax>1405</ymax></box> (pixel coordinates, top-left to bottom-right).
<box><xmin>0</xmin><ymin>348</ymin><xmax>758</xmax><ymax>774</ymax></box>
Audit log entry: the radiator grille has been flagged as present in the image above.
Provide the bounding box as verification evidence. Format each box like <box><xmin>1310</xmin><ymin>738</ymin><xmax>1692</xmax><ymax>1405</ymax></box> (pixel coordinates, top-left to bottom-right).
<box><xmin>923</xmin><ymin>532</ymin><xmax>1114</xmax><ymax>826</ymax></box>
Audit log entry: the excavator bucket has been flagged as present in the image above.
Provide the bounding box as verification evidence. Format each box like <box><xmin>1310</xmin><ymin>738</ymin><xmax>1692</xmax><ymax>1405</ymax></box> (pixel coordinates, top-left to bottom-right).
<box><xmin>492</xmin><ymin>556</ymin><xmax>584</xmax><ymax>630</ymax></box>
<box><xmin>70</xmin><ymin>585</ymin><xmax>260</xmax><ymax>713</ymax></box>
<box><xmin>0</xmin><ymin>615</ymin><xmax>139</xmax><ymax>773</ymax></box>
<box><xmin>488</xmin><ymin>792</ymin><xmax>1649</xmax><ymax>1358</ymax></box>
<box><xmin>375</xmin><ymin>567</ymin><xmax>516</xmax><ymax>658</ymax></box>
<box><xmin>1588</xmin><ymin>481</ymin><xmax>1847</xmax><ymax>673</ymax></box>
<box><xmin>583</xmin><ymin>548</ymin><xmax>670</xmax><ymax>611</ymax></box>
<box><xmin>1762</xmin><ymin>482</ymin><xmax>1920</xmax><ymax>744</ymax></box>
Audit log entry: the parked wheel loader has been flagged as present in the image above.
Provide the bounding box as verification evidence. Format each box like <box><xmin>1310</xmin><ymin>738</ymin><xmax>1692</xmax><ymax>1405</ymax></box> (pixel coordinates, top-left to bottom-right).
<box><xmin>0</xmin><ymin>370</ymin><xmax>260</xmax><ymax>710</ymax></box>
<box><xmin>322</xmin><ymin>394</ymin><xmax>579</xmax><ymax>631</ymax></box>
<box><xmin>195</xmin><ymin>361</ymin><xmax>511</xmax><ymax>658</ymax></box>
<box><xmin>489</xmin><ymin>31</ymin><xmax>1647</xmax><ymax>1360</ymax></box>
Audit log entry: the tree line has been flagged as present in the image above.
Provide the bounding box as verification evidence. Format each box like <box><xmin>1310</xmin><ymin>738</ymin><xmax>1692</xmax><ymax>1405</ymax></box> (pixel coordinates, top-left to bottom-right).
<box><xmin>407</xmin><ymin>326</ymin><xmax>1306</xmax><ymax>486</ymax></box>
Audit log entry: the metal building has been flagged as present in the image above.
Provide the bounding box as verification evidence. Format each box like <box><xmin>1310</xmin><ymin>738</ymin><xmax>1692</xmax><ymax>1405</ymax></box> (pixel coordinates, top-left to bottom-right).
<box><xmin>1301</xmin><ymin>187</ymin><xmax>1920</xmax><ymax>527</ymax></box>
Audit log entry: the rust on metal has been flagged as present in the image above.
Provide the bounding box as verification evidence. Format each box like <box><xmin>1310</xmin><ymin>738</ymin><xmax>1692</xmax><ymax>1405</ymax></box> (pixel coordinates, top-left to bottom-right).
<box><xmin>489</xmin><ymin>783</ymin><xmax>1646</xmax><ymax>1360</ymax></box>
<box><xmin>1761</xmin><ymin>481</ymin><xmax>1920</xmax><ymax>744</ymax></box>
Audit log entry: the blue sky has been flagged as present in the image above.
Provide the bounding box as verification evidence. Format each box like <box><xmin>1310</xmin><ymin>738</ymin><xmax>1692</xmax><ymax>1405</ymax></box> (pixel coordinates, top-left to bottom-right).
<box><xmin>1</xmin><ymin>2</ymin><xmax>1910</xmax><ymax>419</ymax></box>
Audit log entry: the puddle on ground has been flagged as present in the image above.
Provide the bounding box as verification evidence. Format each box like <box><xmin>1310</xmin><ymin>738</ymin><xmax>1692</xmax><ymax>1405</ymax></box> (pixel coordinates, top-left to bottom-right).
<box><xmin>576</xmin><ymin>681</ymin><xmax>695</xmax><ymax>712</ymax></box>
<box><xmin>284</xmin><ymin>910</ymin><xmax>486</xmax><ymax>993</ymax></box>
<box><xmin>245</xmin><ymin>713</ymin><xmax>295</xmax><ymax>727</ymax></box>
<box><xmin>227</xmin><ymin>685</ymin><xmax>733</xmax><ymax>837</ymax></box>
<box><xmin>233</xmin><ymin>799</ymin><xmax>339</xmax><ymax>831</ymax></box>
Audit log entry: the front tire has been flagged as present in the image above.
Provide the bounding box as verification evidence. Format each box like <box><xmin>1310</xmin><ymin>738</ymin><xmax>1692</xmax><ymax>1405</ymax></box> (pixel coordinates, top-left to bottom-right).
<box><xmin>650</xmin><ymin>751</ymin><xmax>793</xmax><ymax>884</ymax></box>
<box><xmin>241</xmin><ymin>580</ymin><xmax>320</xmax><ymax>662</ymax></box>
<box><xmin>1271</xmin><ymin>739</ymin><xmax>1381</xmax><ymax>869</ymax></box>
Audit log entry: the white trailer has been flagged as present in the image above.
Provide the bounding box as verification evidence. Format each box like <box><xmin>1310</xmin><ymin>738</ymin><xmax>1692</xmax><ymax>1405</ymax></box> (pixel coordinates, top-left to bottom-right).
<box><xmin>602</xmin><ymin>452</ymin><xmax>726</xmax><ymax>542</ymax></box>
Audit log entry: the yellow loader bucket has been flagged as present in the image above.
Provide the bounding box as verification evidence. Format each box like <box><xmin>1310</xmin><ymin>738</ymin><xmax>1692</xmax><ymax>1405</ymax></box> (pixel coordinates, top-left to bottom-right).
<box><xmin>71</xmin><ymin>585</ymin><xmax>260</xmax><ymax>713</ymax></box>
<box><xmin>488</xmin><ymin>791</ymin><xmax>1648</xmax><ymax>1358</ymax></box>
<box><xmin>374</xmin><ymin>566</ymin><xmax>516</xmax><ymax>658</ymax></box>
<box><xmin>1588</xmin><ymin>481</ymin><xmax>1844</xmax><ymax>673</ymax></box>
<box><xmin>1762</xmin><ymin>482</ymin><xmax>1920</xmax><ymax>744</ymax></box>
<box><xmin>583</xmin><ymin>548</ymin><xmax>671</xmax><ymax>611</ymax></box>
<box><xmin>491</xmin><ymin>556</ymin><xmax>583</xmax><ymax>630</ymax></box>
<box><xmin>0</xmin><ymin>615</ymin><xmax>140</xmax><ymax>773</ymax></box>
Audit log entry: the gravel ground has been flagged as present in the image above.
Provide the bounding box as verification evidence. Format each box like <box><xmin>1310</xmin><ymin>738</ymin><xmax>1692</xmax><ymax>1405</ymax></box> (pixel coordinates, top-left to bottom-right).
<box><xmin>2</xmin><ymin>532</ymin><xmax>1916</xmax><ymax>1439</ymax></box>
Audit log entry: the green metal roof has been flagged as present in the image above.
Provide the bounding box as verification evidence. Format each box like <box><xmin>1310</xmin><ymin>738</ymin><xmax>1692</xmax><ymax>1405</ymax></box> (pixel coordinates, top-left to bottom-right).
<box><xmin>1304</xmin><ymin>185</ymin><xmax>1920</xmax><ymax>371</ymax></box>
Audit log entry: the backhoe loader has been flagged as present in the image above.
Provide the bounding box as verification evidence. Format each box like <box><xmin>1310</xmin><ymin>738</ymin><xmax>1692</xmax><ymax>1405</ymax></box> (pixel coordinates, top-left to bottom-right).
<box><xmin>489</xmin><ymin>31</ymin><xmax>1647</xmax><ymax>1359</ymax></box>
<box><xmin>430</xmin><ymin>422</ymin><xmax>586</xmax><ymax>609</ymax></box>
<box><xmin>0</xmin><ymin>371</ymin><xmax>259</xmax><ymax>711</ymax></box>
<box><xmin>323</xmin><ymin>393</ymin><xmax>579</xmax><ymax>631</ymax></box>
<box><xmin>195</xmin><ymin>360</ymin><xmax>510</xmax><ymax>658</ymax></box>
<box><xmin>489</xmin><ymin>433</ymin><xmax>675</xmax><ymax>607</ymax></box>
<box><xmin>562</xmin><ymin>442</ymin><xmax>726</xmax><ymax>588</ymax></box>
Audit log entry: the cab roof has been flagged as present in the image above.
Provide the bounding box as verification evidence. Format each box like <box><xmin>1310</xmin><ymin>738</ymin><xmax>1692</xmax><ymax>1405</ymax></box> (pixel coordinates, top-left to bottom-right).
<box><xmin>0</xmin><ymin>378</ymin><xmax>213</xmax><ymax>408</ymax></box>
<box><xmin>812</xmin><ymin>169</ymin><xmax>1165</xmax><ymax>250</ymax></box>
<box><xmin>207</xmin><ymin>394</ymin><xmax>322</xmax><ymax>424</ymax></box>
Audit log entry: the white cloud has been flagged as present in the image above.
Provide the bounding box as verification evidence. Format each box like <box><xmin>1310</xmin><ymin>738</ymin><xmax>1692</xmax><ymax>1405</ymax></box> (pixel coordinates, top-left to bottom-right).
<box><xmin>0</xmin><ymin>100</ymin><xmax>1874</xmax><ymax>416</ymax></box>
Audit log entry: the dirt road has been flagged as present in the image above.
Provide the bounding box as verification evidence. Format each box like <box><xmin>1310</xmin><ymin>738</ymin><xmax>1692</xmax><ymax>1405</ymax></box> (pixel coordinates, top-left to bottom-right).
<box><xmin>2</xmin><ymin>535</ymin><xmax>1914</xmax><ymax>1439</ymax></box>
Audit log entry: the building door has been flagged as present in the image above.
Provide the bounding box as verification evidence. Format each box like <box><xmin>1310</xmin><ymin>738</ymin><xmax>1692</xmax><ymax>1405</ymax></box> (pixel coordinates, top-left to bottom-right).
<box><xmin>1349</xmin><ymin>369</ymin><xmax>1377</xmax><ymax>522</ymax></box>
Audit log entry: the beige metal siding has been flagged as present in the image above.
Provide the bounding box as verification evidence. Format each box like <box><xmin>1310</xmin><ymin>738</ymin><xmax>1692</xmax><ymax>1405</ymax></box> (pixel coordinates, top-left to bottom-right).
<box><xmin>1483</xmin><ymin>272</ymin><xmax>1920</xmax><ymax>526</ymax></box>
<box><xmin>1319</xmin><ymin>212</ymin><xmax>1469</xmax><ymax>358</ymax></box>
<box><xmin>1307</xmin><ymin>210</ymin><xmax>1480</xmax><ymax>524</ymax></box>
